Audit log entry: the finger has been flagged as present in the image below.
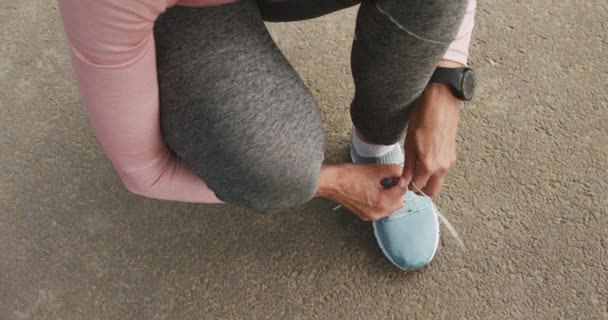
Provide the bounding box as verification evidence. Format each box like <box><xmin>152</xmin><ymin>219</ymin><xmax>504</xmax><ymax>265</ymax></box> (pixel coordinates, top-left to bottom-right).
<box><xmin>380</xmin><ymin>188</ymin><xmax>406</xmax><ymax>216</ymax></box>
<box><xmin>422</xmin><ymin>174</ymin><xmax>445</xmax><ymax>197</ymax></box>
<box><xmin>376</xmin><ymin>164</ymin><xmax>404</xmax><ymax>189</ymax></box>
<box><xmin>411</xmin><ymin>158</ymin><xmax>432</xmax><ymax>194</ymax></box>
<box><xmin>402</xmin><ymin>143</ymin><xmax>416</xmax><ymax>189</ymax></box>
<box><xmin>385</xmin><ymin>181</ymin><xmax>408</xmax><ymax>197</ymax></box>
<box><xmin>368</xmin><ymin>209</ymin><xmax>386</xmax><ymax>221</ymax></box>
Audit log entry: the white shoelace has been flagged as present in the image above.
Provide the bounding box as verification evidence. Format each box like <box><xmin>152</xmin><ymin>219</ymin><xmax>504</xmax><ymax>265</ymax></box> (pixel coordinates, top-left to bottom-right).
<box><xmin>410</xmin><ymin>182</ymin><xmax>465</xmax><ymax>249</ymax></box>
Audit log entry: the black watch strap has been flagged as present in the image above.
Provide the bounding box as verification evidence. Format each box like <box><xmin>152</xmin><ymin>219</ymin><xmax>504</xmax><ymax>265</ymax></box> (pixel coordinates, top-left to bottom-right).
<box><xmin>429</xmin><ymin>67</ymin><xmax>465</xmax><ymax>89</ymax></box>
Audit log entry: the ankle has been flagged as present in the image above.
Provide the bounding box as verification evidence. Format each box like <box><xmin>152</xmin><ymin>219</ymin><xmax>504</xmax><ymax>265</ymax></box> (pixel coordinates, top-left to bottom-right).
<box><xmin>352</xmin><ymin>127</ymin><xmax>396</xmax><ymax>157</ymax></box>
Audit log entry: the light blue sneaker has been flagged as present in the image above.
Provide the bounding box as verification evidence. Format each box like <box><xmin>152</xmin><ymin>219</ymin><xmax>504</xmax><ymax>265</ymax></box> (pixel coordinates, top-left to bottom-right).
<box><xmin>350</xmin><ymin>135</ymin><xmax>440</xmax><ymax>271</ymax></box>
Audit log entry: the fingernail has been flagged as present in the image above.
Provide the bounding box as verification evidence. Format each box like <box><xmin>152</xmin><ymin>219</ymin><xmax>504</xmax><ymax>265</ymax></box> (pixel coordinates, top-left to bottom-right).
<box><xmin>399</xmin><ymin>179</ymin><xmax>407</xmax><ymax>189</ymax></box>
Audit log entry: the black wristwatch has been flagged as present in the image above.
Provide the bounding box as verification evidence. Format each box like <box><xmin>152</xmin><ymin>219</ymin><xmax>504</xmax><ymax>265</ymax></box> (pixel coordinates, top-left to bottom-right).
<box><xmin>429</xmin><ymin>67</ymin><xmax>476</xmax><ymax>101</ymax></box>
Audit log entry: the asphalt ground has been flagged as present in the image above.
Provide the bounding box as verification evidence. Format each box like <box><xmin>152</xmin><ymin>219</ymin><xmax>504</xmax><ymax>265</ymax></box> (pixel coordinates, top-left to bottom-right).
<box><xmin>1</xmin><ymin>0</ymin><xmax>607</xmax><ymax>319</ymax></box>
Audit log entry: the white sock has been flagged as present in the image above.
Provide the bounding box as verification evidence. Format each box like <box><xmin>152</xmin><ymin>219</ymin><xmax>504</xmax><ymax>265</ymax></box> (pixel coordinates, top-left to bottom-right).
<box><xmin>351</xmin><ymin>127</ymin><xmax>396</xmax><ymax>158</ymax></box>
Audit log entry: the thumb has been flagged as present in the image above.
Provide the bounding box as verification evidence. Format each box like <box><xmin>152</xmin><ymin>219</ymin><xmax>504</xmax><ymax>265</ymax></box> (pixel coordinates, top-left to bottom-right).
<box><xmin>382</xmin><ymin>177</ymin><xmax>408</xmax><ymax>196</ymax></box>
<box><xmin>384</xmin><ymin>179</ymin><xmax>407</xmax><ymax>209</ymax></box>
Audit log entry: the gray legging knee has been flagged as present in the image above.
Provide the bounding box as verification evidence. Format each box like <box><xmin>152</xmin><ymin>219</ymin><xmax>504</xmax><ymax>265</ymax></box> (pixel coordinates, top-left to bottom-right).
<box><xmin>153</xmin><ymin>0</ymin><xmax>468</xmax><ymax>213</ymax></box>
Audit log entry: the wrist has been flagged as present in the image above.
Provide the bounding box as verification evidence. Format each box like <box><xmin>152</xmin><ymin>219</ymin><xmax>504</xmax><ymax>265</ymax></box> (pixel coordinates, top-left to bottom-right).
<box><xmin>428</xmin><ymin>60</ymin><xmax>468</xmax><ymax>110</ymax></box>
<box><xmin>424</xmin><ymin>83</ymin><xmax>464</xmax><ymax>112</ymax></box>
<box><xmin>316</xmin><ymin>165</ymin><xmax>341</xmax><ymax>198</ymax></box>
<box><xmin>428</xmin><ymin>60</ymin><xmax>466</xmax><ymax>109</ymax></box>
<box><xmin>432</xmin><ymin>60</ymin><xmax>475</xmax><ymax>102</ymax></box>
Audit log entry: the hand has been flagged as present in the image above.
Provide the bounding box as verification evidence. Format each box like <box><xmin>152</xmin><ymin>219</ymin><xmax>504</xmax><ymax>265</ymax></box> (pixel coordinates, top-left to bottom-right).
<box><xmin>317</xmin><ymin>164</ymin><xmax>407</xmax><ymax>221</ymax></box>
<box><xmin>402</xmin><ymin>81</ymin><xmax>462</xmax><ymax>197</ymax></box>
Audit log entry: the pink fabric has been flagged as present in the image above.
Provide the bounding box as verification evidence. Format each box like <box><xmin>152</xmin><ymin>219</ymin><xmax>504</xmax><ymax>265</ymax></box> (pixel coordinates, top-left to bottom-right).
<box><xmin>57</xmin><ymin>0</ymin><xmax>475</xmax><ymax>203</ymax></box>
<box><xmin>443</xmin><ymin>0</ymin><xmax>477</xmax><ymax>65</ymax></box>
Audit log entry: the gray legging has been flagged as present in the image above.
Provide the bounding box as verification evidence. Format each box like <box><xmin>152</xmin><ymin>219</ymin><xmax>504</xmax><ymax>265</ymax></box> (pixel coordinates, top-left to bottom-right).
<box><xmin>154</xmin><ymin>0</ymin><xmax>468</xmax><ymax>213</ymax></box>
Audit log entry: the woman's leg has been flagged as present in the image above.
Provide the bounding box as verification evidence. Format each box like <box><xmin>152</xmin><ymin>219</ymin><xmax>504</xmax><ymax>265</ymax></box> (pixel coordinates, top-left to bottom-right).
<box><xmin>154</xmin><ymin>0</ymin><xmax>325</xmax><ymax>213</ymax></box>
<box><xmin>350</xmin><ymin>0</ymin><xmax>470</xmax><ymax>144</ymax></box>
<box><xmin>257</xmin><ymin>0</ymin><xmax>469</xmax><ymax>145</ymax></box>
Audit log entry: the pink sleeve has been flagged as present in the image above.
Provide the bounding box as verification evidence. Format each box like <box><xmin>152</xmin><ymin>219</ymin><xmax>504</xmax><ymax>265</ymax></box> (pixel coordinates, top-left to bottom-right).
<box><xmin>58</xmin><ymin>0</ymin><xmax>222</xmax><ymax>203</ymax></box>
<box><xmin>442</xmin><ymin>0</ymin><xmax>476</xmax><ymax>65</ymax></box>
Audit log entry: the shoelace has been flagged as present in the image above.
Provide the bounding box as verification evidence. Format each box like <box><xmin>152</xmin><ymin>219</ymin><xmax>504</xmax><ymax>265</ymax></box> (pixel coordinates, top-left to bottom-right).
<box><xmin>331</xmin><ymin>182</ymin><xmax>465</xmax><ymax>249</ymax></box>
<box><xmin>410</xmin><ymin>182</ymin><xmax>465</xmax><ymax>249</ymax></box>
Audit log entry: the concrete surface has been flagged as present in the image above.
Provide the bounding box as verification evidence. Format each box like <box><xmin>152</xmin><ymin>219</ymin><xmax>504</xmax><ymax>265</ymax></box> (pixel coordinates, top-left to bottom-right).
<box><xmin>1</xmin><ymin>0</ymin><xmax>607</xmax><ymax>319</ymax></box>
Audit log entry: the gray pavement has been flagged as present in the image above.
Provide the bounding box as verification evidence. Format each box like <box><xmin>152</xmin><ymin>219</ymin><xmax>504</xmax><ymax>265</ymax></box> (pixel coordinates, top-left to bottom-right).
<box><xmin>1</xmin><ymin>0</ymin><xmax>607</xmax><ymax>319</ymax></box>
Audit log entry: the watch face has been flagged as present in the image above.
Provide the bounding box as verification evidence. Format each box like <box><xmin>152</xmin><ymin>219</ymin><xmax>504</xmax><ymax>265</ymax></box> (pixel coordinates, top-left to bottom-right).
<box><xmin>462</xmin><ymin>69</ymin><xmax>476</xmax><ymax>101</ymax></box>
